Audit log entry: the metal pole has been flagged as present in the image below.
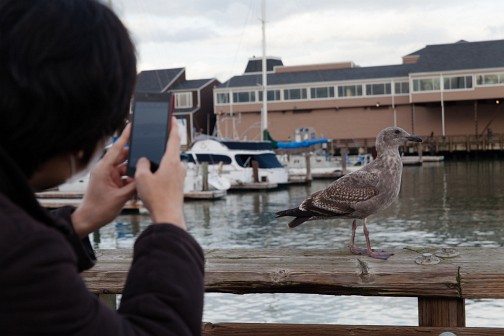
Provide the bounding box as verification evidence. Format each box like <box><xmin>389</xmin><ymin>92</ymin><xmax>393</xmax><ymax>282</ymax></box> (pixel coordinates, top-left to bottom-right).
<box><xmin>440</xmin><ymin>74</ymin><xmax>446</xmax><ymax>137</ymax></box>
<box><xmin>392</xmin><ymin>80</ymin><xmax>397</xmax><ymax>127</ymax></box>
<box><xmin>260</xmin><ymin>0</ymin><xmax>267</xmax><ymax>140</ymax></box>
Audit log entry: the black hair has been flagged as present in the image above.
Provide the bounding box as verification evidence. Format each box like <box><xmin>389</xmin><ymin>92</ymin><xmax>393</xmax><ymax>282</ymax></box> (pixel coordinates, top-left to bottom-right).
<box><xmin>0</xmin><ymin>0</ymin><xmax>137</xmax><ymax>177</ymax></box>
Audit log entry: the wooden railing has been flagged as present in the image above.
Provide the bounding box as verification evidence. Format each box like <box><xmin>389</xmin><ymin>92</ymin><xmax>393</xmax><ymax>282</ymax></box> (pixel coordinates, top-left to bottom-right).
<box><xmin>83</xmin><ymin>247</ymin><xmax>504</xmax><ymax>335</ymax></box>
<box><xmin>329</xmin><ymin>134</ymin><xmax>504</xmax><ymax>153</ymax></box>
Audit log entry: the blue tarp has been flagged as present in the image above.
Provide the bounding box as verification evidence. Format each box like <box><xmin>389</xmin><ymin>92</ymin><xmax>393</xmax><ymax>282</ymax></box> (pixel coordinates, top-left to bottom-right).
<box><xmin>276</xmin><ymin>138</ymin><xmax>329</xmax><ymax>149</ymax></box>
<box><xmin>263</xmin><ymin>129</ymin><xmax>329</xmax><ymax>149</ymax></box>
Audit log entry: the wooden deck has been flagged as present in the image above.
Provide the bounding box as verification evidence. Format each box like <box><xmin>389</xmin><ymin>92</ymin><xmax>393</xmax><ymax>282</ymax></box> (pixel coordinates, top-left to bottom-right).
<box><xmin>230</xmin><ymin>182</ymin><xmax>278</xmax><ymax>190</ymax></box>
<box><xmin>84</xmin><ymin>247</ymin><xmax>504</xmax><ymax>335</ymax></box>
<box><xmin>36</xmin><ymin>189</ymin><xmax>226</xmax><ymax>209</ymax></box>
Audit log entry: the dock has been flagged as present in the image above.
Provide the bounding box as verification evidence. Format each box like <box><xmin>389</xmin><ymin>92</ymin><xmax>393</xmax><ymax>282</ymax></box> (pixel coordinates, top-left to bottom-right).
<box><xmin>229</xmin><ymin>182</ymin><xmax>278</xmax><ymax>190</ymax></box>
<box><xmin>36</xmin><ymin>189</ymin><xmax>226</xmax><ymax>209</ymax></box>
<box><xmin>85</xmin><ymin>247</ymin><xmax>504</xmax><ymax>335</ymax></box>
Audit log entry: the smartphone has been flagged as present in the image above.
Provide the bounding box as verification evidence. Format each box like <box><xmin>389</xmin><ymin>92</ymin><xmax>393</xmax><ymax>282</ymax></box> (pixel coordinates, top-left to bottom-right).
<box><xmin>126</xmin><ymin>93</ymin><xmax>173</xmax><ymax>177</ymax></box>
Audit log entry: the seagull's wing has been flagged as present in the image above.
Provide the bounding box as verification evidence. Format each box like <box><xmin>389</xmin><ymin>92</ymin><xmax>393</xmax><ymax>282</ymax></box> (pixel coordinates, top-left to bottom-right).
<box><xmin>301</xmin><ymin>170</ymin><xmax>379</xmax><ymax>214</ymax></box>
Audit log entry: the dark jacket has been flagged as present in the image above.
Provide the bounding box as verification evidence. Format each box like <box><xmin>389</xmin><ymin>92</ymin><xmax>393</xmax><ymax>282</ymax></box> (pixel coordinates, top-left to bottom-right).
<box><xmin>0</xmin><ymin>145</ymin><xmax>205</xmax><ymax>335</ymax></box>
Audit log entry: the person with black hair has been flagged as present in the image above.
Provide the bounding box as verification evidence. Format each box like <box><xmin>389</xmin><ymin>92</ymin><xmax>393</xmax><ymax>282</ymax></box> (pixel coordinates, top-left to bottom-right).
<box><xmin>0</xmin><ymin>0</ymin><xmax>204</xmax><ymax>335</ymax></box>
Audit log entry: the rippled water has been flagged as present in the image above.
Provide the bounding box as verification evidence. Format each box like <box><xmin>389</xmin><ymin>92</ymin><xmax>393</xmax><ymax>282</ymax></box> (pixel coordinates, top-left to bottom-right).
<box><xmin>94</xmin><ymin>159</ymin><xmax>504</xmax><ymax>327</ymax></box>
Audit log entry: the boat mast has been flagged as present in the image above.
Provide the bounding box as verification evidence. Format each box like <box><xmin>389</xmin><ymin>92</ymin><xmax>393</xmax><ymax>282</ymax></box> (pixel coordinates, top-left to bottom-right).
<box><xmin>260</xmin><ymin>0</ymin><xmax>267</xmax><ymax>140</ymax></box>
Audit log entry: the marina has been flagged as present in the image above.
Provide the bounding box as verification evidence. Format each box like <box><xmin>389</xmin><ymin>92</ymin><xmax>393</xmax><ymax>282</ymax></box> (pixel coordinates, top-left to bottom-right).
<box><xmin>93</xmin><ymin>158</ymin><xmax>504</xmax><ymax>328</ymax></box>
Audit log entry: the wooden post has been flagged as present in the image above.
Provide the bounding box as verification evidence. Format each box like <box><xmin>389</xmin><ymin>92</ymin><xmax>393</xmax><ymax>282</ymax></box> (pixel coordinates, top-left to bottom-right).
<box><xmin>340</xmin><ymin>148</ymin><xmax>347</xmax><ymax>175</ymax></box>
<box><xmin>305</xmin><ymin>153</ymin><xmax>312</xmax><ymax>182</ymax></box>
<box><xmin>418</xmin><ymin>297</ymin><xmax>465</xmax><ymax>327</ymax></box>
<box><xmin>202</xmin><ymin>162</ymin><xmax>209</xmax><ymax>191</ymax></box>
<box><xmin>252</xmin><ymin>160</ymin><xmax>259</xmax><ymax>182</ymax></box>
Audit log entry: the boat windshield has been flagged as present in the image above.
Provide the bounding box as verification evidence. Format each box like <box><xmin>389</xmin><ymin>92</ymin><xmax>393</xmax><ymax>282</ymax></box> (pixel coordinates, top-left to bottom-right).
<box><xmin>188</xmin><ymin>154</ymin><xmax>232</xmax><ymax>165</ymax></box>
<box><xmin>235</xmin><ymin>153</ymin><xmax>284</xmax><ymax>168</ymax></box>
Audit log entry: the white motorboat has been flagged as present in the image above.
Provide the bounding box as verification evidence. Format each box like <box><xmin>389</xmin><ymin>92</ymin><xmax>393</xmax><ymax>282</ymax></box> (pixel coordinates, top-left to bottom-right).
<box><xmin>185</xmin><ymin>137</ymin><xmax>289</xmax><ymax>187</ymax></box>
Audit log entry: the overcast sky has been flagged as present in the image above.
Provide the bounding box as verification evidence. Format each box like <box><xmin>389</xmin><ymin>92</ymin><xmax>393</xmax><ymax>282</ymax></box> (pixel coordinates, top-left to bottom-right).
<box><xmin>112</xmin><ymin>0</ymin><xmax>504</xmax><ymax>83</ymax></box>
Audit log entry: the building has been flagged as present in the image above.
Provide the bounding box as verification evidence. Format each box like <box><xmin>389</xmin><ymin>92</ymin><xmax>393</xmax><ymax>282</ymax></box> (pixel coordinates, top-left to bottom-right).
<box><xmin>213</xmin><ymin>39</ymin><xmax>504</xmax><ymax>142</ymax></box>
<box><xmin>135</xmin><ymin>68</ymin><xmax>220</xmax><ymax>145</ymax></box>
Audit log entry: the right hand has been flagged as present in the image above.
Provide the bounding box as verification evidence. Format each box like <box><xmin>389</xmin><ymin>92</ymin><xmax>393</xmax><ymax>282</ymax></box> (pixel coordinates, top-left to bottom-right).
<box><xmin>134</xmin><ymin>117</ymin><xmax>186</xmax><ymax>230</ymax></box>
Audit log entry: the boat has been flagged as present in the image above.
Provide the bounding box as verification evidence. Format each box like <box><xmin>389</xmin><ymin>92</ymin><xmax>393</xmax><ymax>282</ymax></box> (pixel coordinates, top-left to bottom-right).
<box><xmin>278</xmin><ymin>152</ymin><xmax>373</xmax><ymax>179</ymax></box>
<box><xmin>36</xmin><ymin>163</ymin><xmax>229</xmax><ymax>208</ymax></box>
<box><xmin>185</xmin><ymin>136</ymin><xmax>289</xmax><ymax>189</ymax></box>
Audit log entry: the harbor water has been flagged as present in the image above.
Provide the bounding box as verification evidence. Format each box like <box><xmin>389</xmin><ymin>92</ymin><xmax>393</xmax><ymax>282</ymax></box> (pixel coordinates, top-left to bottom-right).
<box><xmin>94</xmin><ymin>159</ymin><xmax>504</xmax><ymax>327</ymax></box>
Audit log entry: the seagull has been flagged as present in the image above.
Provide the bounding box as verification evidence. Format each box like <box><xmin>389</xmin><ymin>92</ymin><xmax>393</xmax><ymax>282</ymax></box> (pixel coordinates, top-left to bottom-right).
<box><xmin>275</xmin><ymin>127</ymin><xmax>422</xmax><ymax>260</ymax></box>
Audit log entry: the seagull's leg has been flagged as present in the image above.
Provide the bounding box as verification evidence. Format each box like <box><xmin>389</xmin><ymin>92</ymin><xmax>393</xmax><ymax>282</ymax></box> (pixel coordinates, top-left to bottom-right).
<box><xmin>348</xmin><ymin>219</ymin><xmax>367</xmax><ymax>255</ymax></box>
<box><xmin>363</xmin><ymin>219</ymin><xmax>394</xmax><ymax>260</ymax></box>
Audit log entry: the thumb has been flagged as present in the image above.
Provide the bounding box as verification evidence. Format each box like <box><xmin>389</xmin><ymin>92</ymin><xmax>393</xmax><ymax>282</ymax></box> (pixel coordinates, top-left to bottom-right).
<box><xmin>135</xmin><ymin>157</ymin><xmax>151</xmax><ymax>177</ymax></box>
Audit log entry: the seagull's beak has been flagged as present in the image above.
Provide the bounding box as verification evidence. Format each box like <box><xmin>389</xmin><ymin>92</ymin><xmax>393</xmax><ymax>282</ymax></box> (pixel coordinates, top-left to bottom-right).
<box><xmin>406</xmin><ymin>135</ymin><xmax>423</xmax><ymax>143</ymax></box>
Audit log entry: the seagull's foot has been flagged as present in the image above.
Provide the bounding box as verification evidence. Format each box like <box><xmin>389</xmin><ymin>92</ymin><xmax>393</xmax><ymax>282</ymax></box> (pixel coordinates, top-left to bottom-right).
<box><xmin>348</xmin><ymin>245</ymin><xmax>368</xmax><ymax>256</ymax></box>
<box><xmin>367</xmin><ymin>249</ymin><xmax>394</xmax><ymax>260</ymax></box>
<box><xmin>349</xmin><ymin>244</ymin><xmax>394</xmax><ymax>260</ymax></box>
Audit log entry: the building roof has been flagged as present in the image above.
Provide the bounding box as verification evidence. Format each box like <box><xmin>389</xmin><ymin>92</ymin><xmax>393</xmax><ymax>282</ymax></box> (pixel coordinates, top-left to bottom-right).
<box><xmin>406</xmin><ymin>39</ymin><xmax>504</xmax><ymax>73</ymax></box>
<box><xmin>171</xmin><ymin>78</ymin><xmax>217</xmax><ymax>91</ymax></box>
<box><xmin>217</xmin><ymin>39</ymin><xmax>504</xmax><ymax>89</ymax></box>
<box><xmin>219</xmin><ymin>64</ymin><xmax>414</xmax><ymax>88</ymax></box>
<box><xmin>135</xmin><ymin>68</ymin><xmax>185</xmax><ymax>93</ymax></box>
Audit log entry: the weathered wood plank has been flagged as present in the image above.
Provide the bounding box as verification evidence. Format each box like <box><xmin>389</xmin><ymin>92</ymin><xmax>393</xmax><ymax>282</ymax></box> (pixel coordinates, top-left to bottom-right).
<box><xmin>202</xmin><ymin>323</ymin><xmax>504</xmax><ymax>336</ymax></box>
<box><xmin>418</xmin><ymin>297</ymin><xmax>465</xmax><ymax>327</ymax></box>
<box><xmin>81</xmin><ymin>248</ymin><xmax>504</xmax><ymax>299</ymax></box>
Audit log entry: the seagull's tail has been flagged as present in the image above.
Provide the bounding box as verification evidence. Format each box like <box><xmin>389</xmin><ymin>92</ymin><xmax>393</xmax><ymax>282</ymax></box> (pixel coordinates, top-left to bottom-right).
<box><xmin>275</xmin><ymin>208</ymin><xmax>311</xmax><ymax>228</ymax></box>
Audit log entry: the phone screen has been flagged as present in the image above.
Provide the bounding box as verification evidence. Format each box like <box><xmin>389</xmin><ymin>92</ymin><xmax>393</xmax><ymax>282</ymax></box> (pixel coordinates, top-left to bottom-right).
<box><xmin>126</xmin><ymin>97</ymin><xmax>172</xmax><ymax>176</ymax></box>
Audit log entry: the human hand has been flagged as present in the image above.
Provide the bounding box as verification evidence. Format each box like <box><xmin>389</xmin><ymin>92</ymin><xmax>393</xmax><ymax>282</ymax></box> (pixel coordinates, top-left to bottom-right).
<box><xmin>135</xmin><ymin>117</ymin><xmax>187</xmax><ymax>230</ymax></box>
<box><xmin>71</xmin><ymin>125</ymin><xmax>136</xmax><ymax>237</ymax></box>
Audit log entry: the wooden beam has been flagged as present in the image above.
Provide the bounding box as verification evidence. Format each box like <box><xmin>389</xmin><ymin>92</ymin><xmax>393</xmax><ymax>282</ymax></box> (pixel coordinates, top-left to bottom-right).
<box><xmin>419</xmin><ymin>297</ymin><xmax>465</xmax><ymax>327</ymax></box>
<box><xmin>202</xmin><ymin>323</ymin><xmax>504</xmax><ymax>336</ymax></box>
<box><xmin>83</xmin><ymin>248</ymin><xmax>504</xmax><ymax>299</ymax></box>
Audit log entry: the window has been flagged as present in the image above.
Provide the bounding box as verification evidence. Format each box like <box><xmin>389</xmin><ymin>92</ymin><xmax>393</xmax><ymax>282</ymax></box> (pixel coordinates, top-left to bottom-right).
<box><xmin>443</xmin><ymin>76</ymin><xmax>473</xmax><ymax>90</ymax></box>
<box><xmin>366</xmin><ymin>83</ymin><xmax>391</xmax><ymax>96</ymax></box>
<box><xmin>258</xmin><ymin>89</ymin><xmax>281</xmax><ymax>101</ymax></box>
<box><xmin>232</xmin><ymin>91</ymin><xmax>256</xmax><ymax>103</ymax></box>
<box><xmin>337</xmin><ymin>85</ymin><xmax>363</xmax><ymax>97</ymax></box>
<box><xmin>310</xmin><ymin>87</ymin><xmax>335</xmax><ymax>99</ymax></box>
<box><xmin>412</xmin><ymin>78</ymin><xmax>440</xmax><ymax>92</ymax></box>
<box><xmin>188</xmin><ymin>154</ymin><xmax>232</xmax><ymax>165</ymax></box>
<box><xmin>394</xmin><ymin>82</ymin><xmax>409</xmax><ymax>94</ymax></box>
<box><xmin>284</xmin><ymin>88</ymin><xmax>307</xmax><ymax>100</ymax></box>
<box><xmin>235</xmin><ymin>154</ymin><xmax>283</xmax><ymax>168</ymax></box>
<box><xmin>476</xmin><ymin>73</ymin><xmax>504</xmax><ymax>85</ymax></box>
<box><xmin>216</xmin><ymin>93</ymin><xmax>230</xmax><ymax>104</ymax></box>
<box><xmin>174</xmin><ymin>92</ymin><xmax>192</xmax><ymax>108</ymax></box>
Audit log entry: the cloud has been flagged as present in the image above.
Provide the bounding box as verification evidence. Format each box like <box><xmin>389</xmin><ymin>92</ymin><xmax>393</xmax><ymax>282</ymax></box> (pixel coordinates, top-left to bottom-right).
<box><xmin>114</xmin><ymin>0</ymin><xmax>504</xmax><ymax>82</ymax></box>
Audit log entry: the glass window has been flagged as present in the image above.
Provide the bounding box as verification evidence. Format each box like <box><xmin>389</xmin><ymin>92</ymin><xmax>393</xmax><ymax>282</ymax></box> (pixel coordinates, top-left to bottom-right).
<box><xmin>310</xmin><ymin>87</ymin><xmax>335</xmax><ymax>99</ymax></box>
<box><xmin>175</xmin><ymin>92</ymin><xmax>192</xmax><ymax>108</ymax></box>
<box><xmin>337</xmin><ymin>85</ymin><xmax>363</xmax><ymax>97</ymax></box>
<box><xmin>394</xmin><ymin>82</ymin><xmax>409</xmax><ymax>94</ymax></box>
<box><xmin>443</xmin><ymin>76</ymin><xmax>473</xmax><ymax>90</ymax></box>
<box><xmin>366</xmin><ymin>83</ymin><xmax>391</xmax><ymax>96</ymax></box>
<box><xmin>233</xmin><ymin>91</ymin><xmax>256</xmax><ymax>103</ymax></box>
<box><xmin>216</xmin><ymin>93</ymin><xmax>229</xmax><ymax>104</ymax></box>
<box><xmin>258</xmin><ymin>90</ymin><xmax>281</xmax><ymax>101</ymax></box>
<box><xmin>235</xmin><ymin>154</ymin><xmax>283</xmax><ymax>168</ymax></box>
<box><xmin>284</xmin><ymin>88</ymin><xmax>307</xmax><ymax>100</ymax></box>
<box><xmin>477</xmin><ymin>73</ymin><xmax>504</xmax><ymax>85</ymax></box>
<box><xmin>412</xmin><ymin>78</ymin><xmax>440</xmax><ymax>92</ymax></box>
<box><xmin>188</xmin><ymin>154</ymin><xmax>232</xmax><ymax>165</ymax></box>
